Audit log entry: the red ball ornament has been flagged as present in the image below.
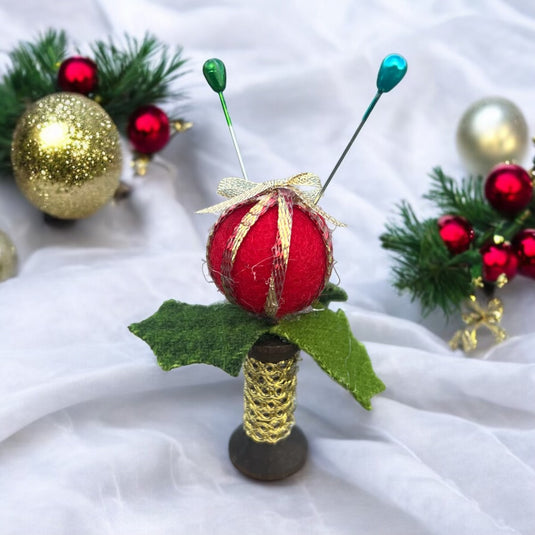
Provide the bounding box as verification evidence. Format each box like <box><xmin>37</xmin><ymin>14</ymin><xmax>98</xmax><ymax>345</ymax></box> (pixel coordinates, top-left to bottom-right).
<box><xmin>57</xmin><ymin>56</ymin><xmax>98</xmax><ymax>94</ymax></box>
<box><xmin>127</xmin><ymin>105</ymin><xmax>170</xmax><ymax>154</ymax></box>
<box><xmin>480</xmin><ymin>241</ymin><xmax>518</xmax><ymax>283</ymax></box>
<box><xmin>437</xmin><ymin>215</ymin><xmax>475</xmax><ymax>254</ymax></box>
<box><xmin>512</xmin><ymin>229</ymin><xmax>535</xmax><ymax>279</ymax></box>
<box><xmin>207</xmin><ymin>188</ymin><xmax>333</xmax><ymax>318</ymax></box>
<box><xmin>485</xmin><ymin>163</ymin><xmax>533</xmax><ymax>216</ymax></box>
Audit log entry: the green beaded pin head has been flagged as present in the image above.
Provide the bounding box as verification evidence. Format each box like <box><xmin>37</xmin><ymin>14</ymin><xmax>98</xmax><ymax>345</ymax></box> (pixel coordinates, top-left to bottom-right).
<box><xmin>203</xmin><ymin>58</ymin><xmax>227</xmax><ymax>92</ymax></box>
<box><xmin>203</xmin><ymin>58</ymin><xmax>248</xmax><ymax>180</ymax></box>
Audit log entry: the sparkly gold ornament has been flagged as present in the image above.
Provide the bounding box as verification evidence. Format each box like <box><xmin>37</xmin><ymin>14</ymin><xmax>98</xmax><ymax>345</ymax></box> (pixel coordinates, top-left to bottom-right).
<box><xmin>11</xmin><ymin>92</ymin><xmax>122</xmax><ymax>219</ymax></box>
<box><xmin>456</xmin><ymin>97</ymin><xmax>528</xmax><ymax>177</ymax></box>
<box><xmin>0</xmin><ymin>230</ymin><xmax>17</xmax><ymax>282</ymax></box>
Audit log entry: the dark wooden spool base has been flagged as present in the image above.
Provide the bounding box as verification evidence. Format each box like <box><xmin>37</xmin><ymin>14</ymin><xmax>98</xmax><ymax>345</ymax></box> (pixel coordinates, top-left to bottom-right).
<box><xmin>229</xmin><ymin>424</ymin><xmax>307</xmax><ymax>481</ymax></box>
<box><xmin>228</xmin><ymin>334</ymin><xmax>307</xmax><ymax>481</ymax></box>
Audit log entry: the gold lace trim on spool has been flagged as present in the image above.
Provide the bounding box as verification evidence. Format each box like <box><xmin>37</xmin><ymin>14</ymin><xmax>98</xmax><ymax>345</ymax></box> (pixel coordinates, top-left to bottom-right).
<box><xmin>243</xmin><ymin>355</ymin><xmax>298</xmax><ymax>444</ymax></box>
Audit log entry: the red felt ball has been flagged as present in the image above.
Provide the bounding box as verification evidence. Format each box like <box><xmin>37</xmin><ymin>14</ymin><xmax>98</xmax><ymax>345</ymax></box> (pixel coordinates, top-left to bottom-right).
<box><xmin>57</xmin><ymin>56</ymin><xmax>98</xmax><ymax>94</ymax></box>
<box><xmin>207</xmin><ymin>190</ymin><xmax>332</xmax><ymax>318</ymax></box>
<box><xmin>127</xmin><ymin>105</ymin><xmax>170</xmax><ymax>154</ymax></box>
<box><xmin>512</xmin><ymin>228</ymin><xmax>535</xmax><ymax>279</ymax></box>
<box><xmin>480</xmin><ymin>241</ymin><xmax>518</xmax><ymax>283</ymax></box>
<box><xmin>485</xmin><ymin>163</ymin><xmax>533</xmax><ymax>216</ymax></box>
<box><xmin>437</xmin><ymin>214</ymin><xmax>474</xmax><ymax>254</ymax></box>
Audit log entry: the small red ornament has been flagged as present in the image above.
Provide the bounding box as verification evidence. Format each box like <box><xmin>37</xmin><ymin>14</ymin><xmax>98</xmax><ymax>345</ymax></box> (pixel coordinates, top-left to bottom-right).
<box><xmin>480</xmin><ymin>241</ymin><xmax>518</xmax><ymax>283</ymax></box>
<box><xmin>127</xmin><ymin>105</ymin><xmax>170</xmax><ymax>154</ymax></box>
<box><xmin>485</xmin><ymin>163</ymin><xmax>533</xmax><ymax>216</ymax></box>
<box><xmin>57</xmin><ymin>56</ymin><xmax>98</xmax><ymax>94</ymax></box>
<box><xmin>512</xmin><ymin>229</ymin><xmax>535</xmax><ymax>279</ymax></box>
<box><xmin>437</xmin><ymin>215</ymin><xmax>475</xmax><ymax>254</ymax></box>
<box><xmin>207</xmin><ymin>188</ymin><xmax>333</xmax><ymax>318</ymax></box>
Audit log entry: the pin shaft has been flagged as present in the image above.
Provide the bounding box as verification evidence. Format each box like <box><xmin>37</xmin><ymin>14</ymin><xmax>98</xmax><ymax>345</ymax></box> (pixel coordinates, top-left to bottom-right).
<box><xmin>314</xmin><ymin>91</ymin><xmax>382</xmax><ymax>204</ymax></box>
<box><xmin>218</xmin><ymin>92</ymin><xmax>248</xmax><ymax>180</ymax></box>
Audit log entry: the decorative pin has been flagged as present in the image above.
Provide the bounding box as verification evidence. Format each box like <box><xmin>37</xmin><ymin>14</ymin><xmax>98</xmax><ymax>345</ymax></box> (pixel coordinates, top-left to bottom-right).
<box><xmin>203</xmin><ymin>58</ymin><xmax>249</xmax><ymax>180</ymax></box>
<box><xmin>314</xmin><ymin>53</ymin><xmax>407</xmax><ymax>203</ymax></box>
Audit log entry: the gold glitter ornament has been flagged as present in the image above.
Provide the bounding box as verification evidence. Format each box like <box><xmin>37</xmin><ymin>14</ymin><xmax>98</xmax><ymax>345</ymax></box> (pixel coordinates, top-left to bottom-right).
<box><xmin>11</xmin><ymin>92</ymin><xmax>122</xmax><ymax>219</ymax></box>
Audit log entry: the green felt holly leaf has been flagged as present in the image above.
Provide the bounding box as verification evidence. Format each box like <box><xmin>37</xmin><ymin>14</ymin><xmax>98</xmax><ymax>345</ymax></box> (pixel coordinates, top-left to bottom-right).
<box><xmin>270</xmin><ymin>308</ymin><xmax>385</xmax><ymax>410</ymax></box>
<box><xmin>129</xmin><ymin>300</ymin><xmax>269</xmax><ymax>376</ymax></box>
<box><xmin>314</xmin><ymin>282</ymin><xmax>348</xmax><ymax>308</ymax></box>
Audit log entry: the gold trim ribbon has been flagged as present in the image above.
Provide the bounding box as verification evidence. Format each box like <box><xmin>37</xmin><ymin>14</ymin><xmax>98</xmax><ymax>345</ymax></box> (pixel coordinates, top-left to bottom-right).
<box><xmin>449</xmin><ymin>295</ymin><xmax>506</xmax><ymax>352</ymax></box>
<box><xmin>197</xmin><ymin>172</ymin><xmax>345</xmax><ymax>227</ymax></box>
<box><xmin>243</xmin><ymin>354</ymin><xmax>298</xmax><ymax>444</ymax></box>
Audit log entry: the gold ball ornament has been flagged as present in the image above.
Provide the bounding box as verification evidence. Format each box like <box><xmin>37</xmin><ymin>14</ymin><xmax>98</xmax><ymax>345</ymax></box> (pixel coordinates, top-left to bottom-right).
<box><xmin>0</xmin><ymin>230</ymin><xmax>17</xmax><ymax>282</ymax></box>
<box><xmin>11</xmin><ymin>92</ymin><xmax>122</xmax><ymax>219</ymax></box>
<box><xmin>456</xmin><ymin>97</ymin><xmax>528</xmax><ymax>177</ymax></box>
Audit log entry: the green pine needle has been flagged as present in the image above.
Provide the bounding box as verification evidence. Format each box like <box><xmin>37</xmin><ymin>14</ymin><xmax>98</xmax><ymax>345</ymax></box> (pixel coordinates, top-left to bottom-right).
<box><xmin>381</xmin><ymin>201</ymin><xmax>475</xmax><ymax>316</ymax></box>
<box><xmin>6</xmin><ymin>29</ymin><xmax>67</xmax><ymax>100</ymax></box>
<box><xmin>424</xmin><ymin>167</ymin><xmax>498</xmax><ymax>234</ymax></box>
<box><xmin>91</xmin><ymin>33</ymin><xmax>187</xmax><ymax>130</ymax></box>
<box><xmin>0</xmin><ymin>30</ymin><xmax>68</xmax><ymax>168</ymax></box>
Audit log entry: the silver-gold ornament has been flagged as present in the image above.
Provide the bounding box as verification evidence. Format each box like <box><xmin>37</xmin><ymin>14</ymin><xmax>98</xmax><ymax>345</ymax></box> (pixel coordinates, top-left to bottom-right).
<box><xmin>0</xmin><ymin>230</ymin><xmax>17</xmax><ymax>281</ymax></box>
<box><xmin>456</xmin><ymin>97</ymin><xmax>528</xmax><ymax>177</ymax></box>
<box><xmin>11</xmin><ymin>92</ymin><xmax>122</xmax><ymax>219</ymax></box>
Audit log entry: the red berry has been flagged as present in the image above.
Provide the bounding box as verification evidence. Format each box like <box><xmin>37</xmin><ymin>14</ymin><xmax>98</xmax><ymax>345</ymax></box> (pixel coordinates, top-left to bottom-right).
<box><xmin>512</xmin><ymin>229</ymin><xmax>535</xmax><ymax>279</ymax></box>
<box><xmin>480</xmin><ymin>241</ymin><xmax>518</xmax><ymax>283</ymax></box>
<box><xmin>437</xmin><ymin>215</ymin><xmax>475</xmax><ymax>254</ymax></box>
<box><xmin>207</xmin><ymin>189</ymin><xmax>332</xmax><ymax>318</ymax></box>
<box><xmin>485</xmin><ymin>163</ymin><xmax>532</xmax><ymax>216</ymax></box>
<box><xmin>57</xmin><ymin>56</ymin><xmax>98</xmax><ymax>94</ymax></box>
<box><xmin>127</xmin><ymin>105</ymin><xmax>170</xmax><ymax>154</ymax></box>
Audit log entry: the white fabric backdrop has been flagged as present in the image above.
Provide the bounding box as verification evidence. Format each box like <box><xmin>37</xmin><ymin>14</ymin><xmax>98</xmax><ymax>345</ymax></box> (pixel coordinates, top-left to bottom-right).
<box><xmin>0</xmin><ymin>1</ymin><xmax>534</xmax><ymax>534</ymax></box>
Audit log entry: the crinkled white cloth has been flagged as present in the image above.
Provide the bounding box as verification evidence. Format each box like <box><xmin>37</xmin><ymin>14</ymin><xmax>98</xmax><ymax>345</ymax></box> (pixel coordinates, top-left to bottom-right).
<box><xmin>0</xmin><ymin>1</ymin><xmax>534</xmax><ymax>534</ymax></box>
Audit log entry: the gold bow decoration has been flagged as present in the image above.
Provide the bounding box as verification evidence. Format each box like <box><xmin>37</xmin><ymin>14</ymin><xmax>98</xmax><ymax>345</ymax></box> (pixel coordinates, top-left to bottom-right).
<box><xmin>197</xmin><ymin>172</ymin><xmax>345</xmax><ymax>227</ymax></box>
<box><xmin>449</xmin><ymin>295</ymin><xmax>507</xmax><ymax>352</ymax></box>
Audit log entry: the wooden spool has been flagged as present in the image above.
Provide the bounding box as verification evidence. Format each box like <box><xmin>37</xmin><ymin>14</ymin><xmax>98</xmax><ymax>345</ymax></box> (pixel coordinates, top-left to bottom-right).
<box><xmin>228</xmin><ymin>334</ymin><xmax>307</xmax><ymax>481</ymax></box>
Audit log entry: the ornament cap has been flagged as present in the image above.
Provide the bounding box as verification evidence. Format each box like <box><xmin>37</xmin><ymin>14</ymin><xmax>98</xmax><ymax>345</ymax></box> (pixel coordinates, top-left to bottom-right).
<box><xmin>376</xmin><ymin>54</ymin><xmax>407</xmax><ymax>93</ymax></box>
<box><xmin>203</xmin><ymin>58</ymin><xmax>227</xmax><ymax>93</ymax></box>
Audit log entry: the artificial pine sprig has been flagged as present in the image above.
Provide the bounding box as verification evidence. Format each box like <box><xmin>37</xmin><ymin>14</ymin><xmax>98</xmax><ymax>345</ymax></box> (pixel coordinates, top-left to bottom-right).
<box><xmin>5</xmin><ymin>29</ymin><xmax>67</xmax><ymax>101</ymax></box>
<box><xmin>424</xmin><ymin>167</ymin><xmax>497</xmax><ymax>234</ymax></box>
<box><xmin>90</xmin><ymin>33</ymin><xmax>187</xmax><ymax>130</ymax></box>
<box><xmin>0</xmin><ymin>30</ymin><xmax>188</xmax><ymax>170</ymax></box>
<box><xmin>382</xmin><ymin>164</ymin><xmax>535</xmax><ymax>321</ymax></box>
<box><xmin>381</xmin><ymin>201</ymin><xmax>476</xmax><ymax>316</ymax></box>
<box><xmin>381</xmin><ymin>160</ymin><xmax>535</xmax><ymax>326</ymax></box>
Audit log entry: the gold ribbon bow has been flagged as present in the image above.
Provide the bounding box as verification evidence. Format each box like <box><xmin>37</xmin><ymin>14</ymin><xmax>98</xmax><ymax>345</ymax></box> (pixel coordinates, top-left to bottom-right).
<box><xmin>449</xmin><ymin>295</ymin><xmax>507</xmax><ymax>352</ymax></box>
<box><xmin>197</xmin><ymin>172</ymin><xmax>345</xmax><ymax>227</ymax></box>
